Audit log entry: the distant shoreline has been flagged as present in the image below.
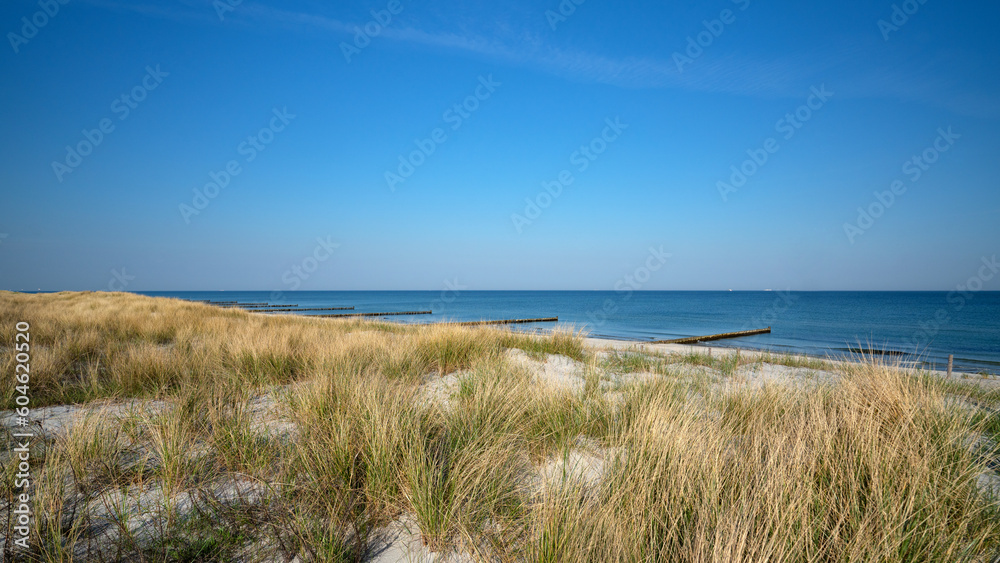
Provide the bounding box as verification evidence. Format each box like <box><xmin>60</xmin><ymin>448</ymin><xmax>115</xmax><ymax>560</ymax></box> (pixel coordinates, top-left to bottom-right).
<box><xmin>577</xmin><ymin>334</ymin><xmax>1000</xmax><ymax>383</ymax></box>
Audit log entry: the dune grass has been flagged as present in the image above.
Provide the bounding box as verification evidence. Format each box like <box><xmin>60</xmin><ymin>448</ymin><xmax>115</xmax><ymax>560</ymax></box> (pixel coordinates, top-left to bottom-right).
<box><xmin>0</xmin><ymin>291</ymin><xmax>583</xmax><ymax>409</ymax></box>
<box><xmin>3</xmin><ymin>290</ymin><xmax>1000</xmax><ymax>561</ymax></box>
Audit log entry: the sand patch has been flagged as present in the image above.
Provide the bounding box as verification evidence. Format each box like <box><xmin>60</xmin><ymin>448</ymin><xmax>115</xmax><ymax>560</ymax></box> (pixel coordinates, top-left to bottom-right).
<box><xmin>367</xmin><ymin>514</ymin><xmax>474</xmax><ymax>563</ymax></box>
<box><xmin>536</xmin><ymin>438</ymin><xmax>611</xmax><ymax>495</ymax></box>
<box><xmin>724</xmin><ymin>363</ymin><xmax>838</xmax><ymax>391</ymax></box>
<box><xmin>1</xmin><ymin>399</ymin><xmax>168</xmax><ymax>440</ymax></box>
<box><xmin>418</xmin><ymin>370</ymin><xmax>465</xmax><ymax>411</ymax></box>
<box><xmin>505</xmin><ymin>348</ymin><xmax>586</xmax><ymax>393</ymax></box>
<box><xmin>247</xmin><ymin>384</ymin><xmax>299</xmax><ymax>439</ymax></box>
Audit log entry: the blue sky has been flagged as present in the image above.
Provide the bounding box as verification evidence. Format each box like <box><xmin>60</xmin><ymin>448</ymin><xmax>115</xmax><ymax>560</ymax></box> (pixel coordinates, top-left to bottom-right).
<box><xmin>1</xmin><ymin>0</ymin><xmax>998</xmax><ymax>291</ymax></box>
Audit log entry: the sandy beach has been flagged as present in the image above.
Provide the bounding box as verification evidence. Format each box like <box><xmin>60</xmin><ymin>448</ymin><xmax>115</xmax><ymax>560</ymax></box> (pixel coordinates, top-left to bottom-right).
<box><xmin>3</xmin><ymin>291</ymin><xmax>1000</xmax><ymax>561</ymax></box>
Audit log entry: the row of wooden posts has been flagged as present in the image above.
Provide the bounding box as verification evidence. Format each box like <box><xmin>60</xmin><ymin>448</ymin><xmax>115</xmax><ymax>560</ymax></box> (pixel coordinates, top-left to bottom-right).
<box><xmin>192</xmin><ymin>300</ymin><xmax>979</xmax><ymax>377</ymax></box>
<box><xmin>201</xmin><ymin>300</ymin><xmax>564</xmax><ymax>325</ymax></box>
<box><xmin>195</xmin><ymin>300</ymin><xmax>781</xmax><ymax>344</ymax></box>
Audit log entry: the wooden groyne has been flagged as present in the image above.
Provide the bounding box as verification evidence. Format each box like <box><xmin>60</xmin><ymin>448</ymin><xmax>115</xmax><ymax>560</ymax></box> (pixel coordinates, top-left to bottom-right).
<box><xmin>214</xmin><ymin>302</ymin><xmax>272</xmax><ymax>307</ymax></box>
<box><xmin>845</xmin><ymin>346</ymin><xmax>906</xmax><ymax>356</ymax></box>
<box><xmin>232</xmin><ymin>304</ymin><xmax>298</xmax><ymax>309</ymax></box>
<box><xmin>256</xmin><ymin>307</ymin><xmax>355</xmax><ymax>312</ymax></box>
<box><xmin>318</xmin><ymin>310</ymin><xmax>433</xmax><ymax>318</ymax></box>
<box><xmin>444</xmin><ymin>317</ymin><xmax>558</xmax><ymax>326</ymax></box>
<box><xmin>651</xmin><ymin>327</ymin><xmax>771</xmax><ymax>345</ymax></box>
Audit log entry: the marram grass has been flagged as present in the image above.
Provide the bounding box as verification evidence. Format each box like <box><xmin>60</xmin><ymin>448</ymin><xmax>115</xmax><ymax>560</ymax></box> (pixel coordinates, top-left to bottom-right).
<box><xmin>2</xmin><ymin>290</ymin><xmax>1000</xmax><ymax>561</ymax></box>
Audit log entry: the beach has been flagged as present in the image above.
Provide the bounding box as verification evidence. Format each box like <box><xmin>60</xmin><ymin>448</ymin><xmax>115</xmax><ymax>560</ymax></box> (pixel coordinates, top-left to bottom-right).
<box><xmin>6</xmin><ymin>0</ymin><xmax>999</xmax><ymax>559</ymax></box>
<box><xmin>141</xmin><ymin>290</ymin><xmax>1000</xmax><ymax>375</ymax></box>
<box><xmin>3</xmin><ymin>291</ymin><xmax>1000</xmax><ymax>561</ymax></box>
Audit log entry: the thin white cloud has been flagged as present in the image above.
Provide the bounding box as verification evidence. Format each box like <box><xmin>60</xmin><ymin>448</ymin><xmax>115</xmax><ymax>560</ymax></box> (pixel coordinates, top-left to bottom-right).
<box><xmin>247</xmin><ymin>3</ymin><xmax>997</xmax><ymax>116</ymax></box>
<box><xmin>247</xmin><ymin>3</ymin><xmax>813</xmax><ymax>97</ymax></box>
<box><xmin>77</xmin><ymin>0</ymin><xmax>1000</xmax><ymax>117</ymax></box>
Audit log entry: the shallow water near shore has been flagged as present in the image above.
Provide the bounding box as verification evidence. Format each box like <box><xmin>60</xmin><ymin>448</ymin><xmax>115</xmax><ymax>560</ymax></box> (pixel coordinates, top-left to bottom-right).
<box><xmin>141</xmin><ymin>290</ymin><xmax>1000</xmax><ymax>373</ymax></box>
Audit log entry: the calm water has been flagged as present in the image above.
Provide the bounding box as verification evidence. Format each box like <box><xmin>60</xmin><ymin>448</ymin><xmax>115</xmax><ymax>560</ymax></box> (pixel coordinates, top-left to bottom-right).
<box><xmin>142</xmin><ymin>291</ymin><xmax>1000</xmax><ymax>373</ymax></box>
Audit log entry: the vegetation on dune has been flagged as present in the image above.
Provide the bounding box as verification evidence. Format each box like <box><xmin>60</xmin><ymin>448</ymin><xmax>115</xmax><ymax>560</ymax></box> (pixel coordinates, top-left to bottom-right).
<box><xmin>0</xmin><ymin>291</ymin><xmax>582</xmax><ymax>409</ymax></box>
<box><xmin>3</xmin><ymin>291</ymin><xmax>1000</xmax><ymax>561</ymax></box>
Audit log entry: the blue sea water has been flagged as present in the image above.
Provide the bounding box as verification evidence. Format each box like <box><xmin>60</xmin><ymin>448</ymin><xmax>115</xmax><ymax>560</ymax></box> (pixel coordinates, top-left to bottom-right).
<box><xmin>141</xmin><ymin>291</ymin><xmax>1000</xmax><ymax>374</ymax></box>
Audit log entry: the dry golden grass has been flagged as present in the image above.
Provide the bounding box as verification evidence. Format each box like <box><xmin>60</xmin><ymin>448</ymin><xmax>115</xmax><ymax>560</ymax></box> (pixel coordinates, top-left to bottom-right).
<box><xmin>532</xmin><ymin>369</ymin><xmax>1000</xmax><ymax>561</ymax></box>
<box><xmin>0</xmin><ymin>291</ymin><xmax>583</xmax><ymax>409</ymax></box>
<box><xmin>2</xmin><ymin>290</ymin><xmax>1000</xmax><ymax>561</ymax></box>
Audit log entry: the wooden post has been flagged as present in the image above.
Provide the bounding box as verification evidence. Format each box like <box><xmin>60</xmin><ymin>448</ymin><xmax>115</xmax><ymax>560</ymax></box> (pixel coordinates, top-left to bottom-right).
<box><xmin>443</xmin><ymin>317</ymin><xmax>557</xmax><ymax>326</ymax></box>
<box><xmin>650</xmin><ymin>327</ymin><xmax>770</xmax><ymax>345</ymax></box>
<box><xmin>947</xmin><ymin>354</ymin><xmax>953</xmax><ymax>377</ymax></box>
<box><xmin>318</xmin><ymin>310</ymin><xmax>432</xmax><ymax>318</ymax></box>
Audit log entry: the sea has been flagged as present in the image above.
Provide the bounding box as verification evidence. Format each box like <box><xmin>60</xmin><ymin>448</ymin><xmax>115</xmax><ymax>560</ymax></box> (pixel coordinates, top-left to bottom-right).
<box><xmin>141</xmin><ymin>291</ymin><xmax>1000</xmax><ymax>374</ymax></box>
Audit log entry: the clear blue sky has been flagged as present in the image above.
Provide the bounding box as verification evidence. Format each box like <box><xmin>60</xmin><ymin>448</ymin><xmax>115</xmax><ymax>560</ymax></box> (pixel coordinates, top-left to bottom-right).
<box><xmin>1</xmin><ymin>0</ymin><xmax>998</xmax><ymax>291</ymax></box>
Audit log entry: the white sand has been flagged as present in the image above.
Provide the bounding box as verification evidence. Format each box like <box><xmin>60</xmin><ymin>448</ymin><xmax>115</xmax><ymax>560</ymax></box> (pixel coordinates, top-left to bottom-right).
<box><xmin>5</xmin><ymin>336</ymin><xmax>999</xmax><ymax>561</ymax></box>
<box><xmin>505</xmin><ymin>348</ymin><xmax>587</xmax><ymax>393</ymax></box>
